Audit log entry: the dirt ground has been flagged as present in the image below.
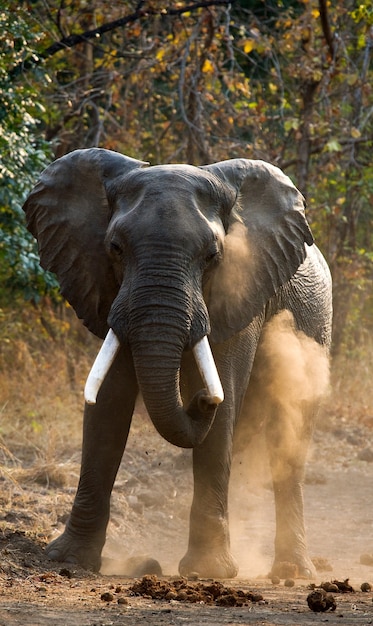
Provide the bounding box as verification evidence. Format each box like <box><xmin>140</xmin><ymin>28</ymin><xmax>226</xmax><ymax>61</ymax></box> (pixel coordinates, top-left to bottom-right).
<box><xmin>1</xmin><ymin>401</ymin><xmax>373</xmax><ymax>625</ymax></box>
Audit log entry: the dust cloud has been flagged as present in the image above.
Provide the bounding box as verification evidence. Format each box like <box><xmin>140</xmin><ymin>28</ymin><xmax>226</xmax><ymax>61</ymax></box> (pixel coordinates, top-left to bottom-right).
<box><xmin>101</xmin><ymin>312</ymin><xmax>331</xmax><ymax>579</ymax></box>
<box><xmin>230</xmin><ymin>310</ymin><xmax>330</xmax><ymax>577</ymax></box>
<box><xmin>212</xmin><ymin>221</ymin><xmax>252</xmax><ymax>312</ymax></box>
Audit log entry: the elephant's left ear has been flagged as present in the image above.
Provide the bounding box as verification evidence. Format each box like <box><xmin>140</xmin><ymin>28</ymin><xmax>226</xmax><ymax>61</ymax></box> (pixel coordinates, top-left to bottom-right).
<box><xmin>201</xmin><ymin>159</ymin><xmax>314</xmax><ymax>343</ymax></box>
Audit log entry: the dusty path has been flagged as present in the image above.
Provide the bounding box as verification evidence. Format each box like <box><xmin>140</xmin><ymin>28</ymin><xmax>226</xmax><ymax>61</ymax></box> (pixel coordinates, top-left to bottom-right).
<box><xmin>0</xmin><ymin>408</ymin><xmax>373</xmax><ymax>624</ymax></box>
<box><xmin>1</xmin><ymin>569</ymin><xmax>373</xmax><ymax>625</ymax></box>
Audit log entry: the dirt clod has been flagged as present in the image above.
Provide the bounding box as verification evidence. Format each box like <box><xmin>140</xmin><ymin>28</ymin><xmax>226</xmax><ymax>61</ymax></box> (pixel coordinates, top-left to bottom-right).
<box><xmin>360</xmin><ymin>553</ymin><xmax>373</xmax><ymax>566</ymax></box>
<box><xmin>331</xmin><ymin>578</ymin><xmax>354</xmax><ymax>593</ymax></box>
<box><xmin>101</xmin><ymin>591</ymin><xmax>114</xmax><ymax>602</ymax></box>
<box><xmin>307</xmin><ymin>589</ymin><xmax>337</xmax><ymax>612</ymax></box>
<box><xmin>271</xmin><ymin>576</ymin><xmax>281</xmax><ymax>585</ymax></box>
<box><xmin>59</xmin><ymin>568</ymin><xmax>72</xmax><ymax>578</ymax></box>
<box><xmin>124</xmin><ymin>555</ymin><xmax>163</xmax><ymax>577</ymax></box>
<box><xmin>117</xmin><ymin>596</ymin><xmax>129</xmax><ymax>604</ymax></box>
<box><xmin>320</xmin><ymin>582</ymin><xmax>339</xmax><ymax>593</ymax></box>
<box><xmin>129</xmin><ymin>575</ymin><xmax>264</xmax><ymax>606</ymax></box>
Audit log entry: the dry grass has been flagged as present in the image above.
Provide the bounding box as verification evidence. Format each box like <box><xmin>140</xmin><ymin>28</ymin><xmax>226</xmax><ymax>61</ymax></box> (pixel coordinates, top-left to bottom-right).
<box><xmin>0</xmin><ymin>349</ymin><xmax>83</xmax><ymax>463</ymax></box>
<box><xmin>328</xmin><ymin>346</ymin><xmax>373</xmax><ymax>429</ymax></box>
<box><xmin>0</xmin><ymin>301</ymin><xmax>98</xmax><ymax>494</ymax></box>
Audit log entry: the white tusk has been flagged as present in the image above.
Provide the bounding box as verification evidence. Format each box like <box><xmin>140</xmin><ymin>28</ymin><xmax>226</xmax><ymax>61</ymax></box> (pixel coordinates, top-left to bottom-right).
<box><xmin>84</xmin><ymin>329</ymin><xmax>121</xmax><ymax>405</ymax></box>
<box><xmin>192</xmin><ymin>336</ymin><xmax>224</xmax><ymax>405</ymax></box>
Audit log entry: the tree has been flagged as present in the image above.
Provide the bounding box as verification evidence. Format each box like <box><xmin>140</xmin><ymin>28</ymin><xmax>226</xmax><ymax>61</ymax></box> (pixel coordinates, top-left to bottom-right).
<box><xmin>3</xmin><ymin>0</ymin><xmax>373</xmax><ymax>350</ymax></box>
<box><xmin>0</xmin><ymin>3</ymin><xmax>57</xmax><ymax>301</ymax></box>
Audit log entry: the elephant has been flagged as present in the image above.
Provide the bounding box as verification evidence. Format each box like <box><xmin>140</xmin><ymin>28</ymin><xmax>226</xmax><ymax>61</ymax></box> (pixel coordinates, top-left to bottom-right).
<box><xmin>23</xmin><ymin>148</ymin><xmax>332</xmax><ymax>579</ymax></box>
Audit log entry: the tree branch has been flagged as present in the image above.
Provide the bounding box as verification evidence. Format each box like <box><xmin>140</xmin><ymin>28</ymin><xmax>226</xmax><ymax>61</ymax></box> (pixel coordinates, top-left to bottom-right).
<box><xmin>318</xmin><ymin>0</ymin><xmax>334</xmax><ymax>59</ymax></box>
<box><xmin>282</xmin><ymin>135</ymin><xmax>371</xmax><ymax>172</ymax></box>
<box><xmin>9</xmin><ymin>0</ymin><xmax>233</xmax><ymax>80</ymax></box>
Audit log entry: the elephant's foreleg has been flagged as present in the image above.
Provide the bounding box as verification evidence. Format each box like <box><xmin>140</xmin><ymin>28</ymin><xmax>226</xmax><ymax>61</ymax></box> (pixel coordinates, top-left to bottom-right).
<box><xmin>265</xmin><ymin>402</ymin><xmax>316</xmax><ymax>579</ymax></box>
<box><xmin>179</xmin><ymin>330</ymin><xmax>261</xmax><ymax>579</ymax></box>
<box><xmin>179</xmin><ymin>411</ymin><xmax>238</xmax><ymax>579</ymax></box>
<box><xmin>46</xmin><ymin>346</ymin><xmax>138</xmax><ymax>571</ymax></box>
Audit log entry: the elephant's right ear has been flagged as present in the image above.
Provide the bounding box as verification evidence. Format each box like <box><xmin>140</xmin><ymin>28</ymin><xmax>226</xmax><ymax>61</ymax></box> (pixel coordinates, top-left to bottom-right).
<box><xmin>23</xmin><ymin>148</ymin><xmax>147</xmax><ymax>338</ymax></box>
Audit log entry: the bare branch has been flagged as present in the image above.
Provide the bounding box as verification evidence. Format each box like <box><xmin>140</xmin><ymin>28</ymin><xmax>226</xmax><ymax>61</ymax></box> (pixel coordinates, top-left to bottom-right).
<box><xmin>9</xmin><ymin>0</ymin><xmax>233</xmax><ymax>80</ymax></box>
<box><xmin>318</xmin><ymin>0</ymin><xmax>334</xmax><ymax>59</ymax></box>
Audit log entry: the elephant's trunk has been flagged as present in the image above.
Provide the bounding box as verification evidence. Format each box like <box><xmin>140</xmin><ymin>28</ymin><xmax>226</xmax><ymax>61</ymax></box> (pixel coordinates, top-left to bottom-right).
<box><xmin>131</xmin><ymin>333</ymin><xmax>223</xmax><ymax>448</ymax></box>
<box><xmin>85</xmin><ymin>264</ymin><xmax>225</xmax><ymax>447</ymax></box>
<box><xmin>85</xmin><ymin>328</ymin><xmax>224</xmax><ymax>448</ymax></box>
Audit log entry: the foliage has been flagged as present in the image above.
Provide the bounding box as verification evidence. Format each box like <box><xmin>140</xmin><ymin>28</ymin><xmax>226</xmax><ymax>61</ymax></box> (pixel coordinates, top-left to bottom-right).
<box><xmin>0</xmin><ymin>3</ymin><xmax>57</xmax><ymax>301</ymax></box>
<box><xmin>1</xmin><ymin>0</ymin><xmax>373</xmax><ymax>350</ymax></box>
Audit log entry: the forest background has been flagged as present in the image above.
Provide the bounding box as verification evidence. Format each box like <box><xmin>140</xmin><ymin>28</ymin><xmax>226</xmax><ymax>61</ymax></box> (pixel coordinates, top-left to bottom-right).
<box><xmin>0</xmin><ymin>0</ymin><xmax>373</xmax><ymax>474</ymax></box>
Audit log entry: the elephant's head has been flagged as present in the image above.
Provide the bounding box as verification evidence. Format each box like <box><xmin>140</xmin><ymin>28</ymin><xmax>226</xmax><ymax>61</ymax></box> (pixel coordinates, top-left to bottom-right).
<box><xmin>23</xmin><ymin>148</ymin><xmax>313</xmax><ymax>448</ymax></box>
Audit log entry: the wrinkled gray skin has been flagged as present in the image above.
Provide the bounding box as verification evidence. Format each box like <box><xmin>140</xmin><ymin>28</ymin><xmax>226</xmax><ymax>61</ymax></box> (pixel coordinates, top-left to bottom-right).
<box><xmin>23</xmin><ymin>149</ymin><xmax>332</xmax><ymax>579</ymax></box>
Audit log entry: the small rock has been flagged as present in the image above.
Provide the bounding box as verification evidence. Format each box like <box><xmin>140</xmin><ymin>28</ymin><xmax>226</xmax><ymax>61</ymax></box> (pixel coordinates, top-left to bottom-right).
<box><xmin>361</xmin><ymin>582</ymin><xmax>371</xmax><ymax>592</ymax></box>
<box><xmin>271</xmin><ymin>576</ymin><xmax>280</xmax><ymax>585</ymax></box>
<box><xmin>307</xmin><ymin>589</ymin><xmax>336</xmax><ymax>612</ymax></box>
<box><xmin>165</xmin><ymin>591</ymin><xmax>177</xmax><ymax>601</ymax></box>
<box><xmin>117</xmin><ymin>596</ymin><xmax>129</xmax><ymax>604</ymax></box>
<box><xmin>252</xmin><ymin>593</ymin><xmax>264</xmax><ymax>602</ymax></box>
<box><xmin>124</xmin><ymin>555</ymin><xmax>162</xmax><ymax>577</ymax></box>
<box><xmin>360</xmin><ymin>553</ymin><xmax>373</xmax><ymax>566</ymax></box>
<box><xmin>177</xmin><ymin>590</ymin><xmax>188</xmax><ymax>601</ymax></box>
<box><xmin>101</xmin><ymin>592</ymin><xmax>114</xmax><ymax>602</ymax></box>
<box><xmin>284</xmin><ymin>578</ymin><xmax>295</xmax><ymax>587</ymax></box>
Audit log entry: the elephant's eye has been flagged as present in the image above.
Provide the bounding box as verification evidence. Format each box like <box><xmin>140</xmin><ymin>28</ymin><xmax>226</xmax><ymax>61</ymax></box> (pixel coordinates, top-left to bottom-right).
<box><xmin>110</xmin><ymin>241</ymin><xmax>122</xmax><ymax>256</ymax></box>
<box><xmin>205</xmin><ymin>244</ymin><xmax>222</xmax><ymax>267</ymax></box>
<box><xmin>206</xmin><ymin>251</ymin><xmax>218</xmax><ymax>263</ymax></box>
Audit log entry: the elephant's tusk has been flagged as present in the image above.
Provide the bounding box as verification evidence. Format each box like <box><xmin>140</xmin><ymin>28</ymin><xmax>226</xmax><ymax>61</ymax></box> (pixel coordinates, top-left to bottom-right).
<box><xmin>192</xmin><ymin>337</ymin><xmax>224</xmax><ymax>405</ymax></box>
<box><xmin>84</xmin><ymin>329</ymin><xmax>121</xmax><ymax>405</ymax></box>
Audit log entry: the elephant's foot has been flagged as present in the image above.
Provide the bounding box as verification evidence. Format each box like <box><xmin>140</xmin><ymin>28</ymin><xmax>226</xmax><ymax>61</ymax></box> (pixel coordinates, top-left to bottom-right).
<box><xmin>45</xmin><ymin>530</ymin><xmax>103</xmax><ymax>572</ymax></box>
<box><xmin>179</xmin><ymin>548</ymin><xmax>238</xmax><ymax>579</ymax></box>
<box><xmin>270</xmin><ymin>554</ymin><xmax>316</xmax><ymax>580</ymax></box>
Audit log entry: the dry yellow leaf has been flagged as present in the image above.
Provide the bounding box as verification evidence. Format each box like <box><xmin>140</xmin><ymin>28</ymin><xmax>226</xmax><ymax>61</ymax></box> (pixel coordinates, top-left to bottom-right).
<box><xmin>202</xmin><ymin>59</ymin><xmax>214</xmax><ymax>73</ymax></box>
<box><xmin>243</xmin><ymin>39</ymin><xmax>255</xmax><ymax>54</ymax></box>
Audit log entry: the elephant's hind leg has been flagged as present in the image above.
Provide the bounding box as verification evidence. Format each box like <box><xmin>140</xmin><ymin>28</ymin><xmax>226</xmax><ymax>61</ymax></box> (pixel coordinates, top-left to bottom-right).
<box><xmin>250</xmin><ymin>311</ymin><xmax>329</xmax><ymax>577</ymax></box>
<box><xmin>265</xmin><ymin>401</ymin><xmax>316</xmax><ymax>579</ymax></box>
<box><xmin>255</xmin><ymin>312</ymin><xmax>329</xmax><ymax>578</ymax></box>
<box><xmin>235</xmin><ymin>403</ymin><xmax>314</xmax><ymax>579</ymax></box>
